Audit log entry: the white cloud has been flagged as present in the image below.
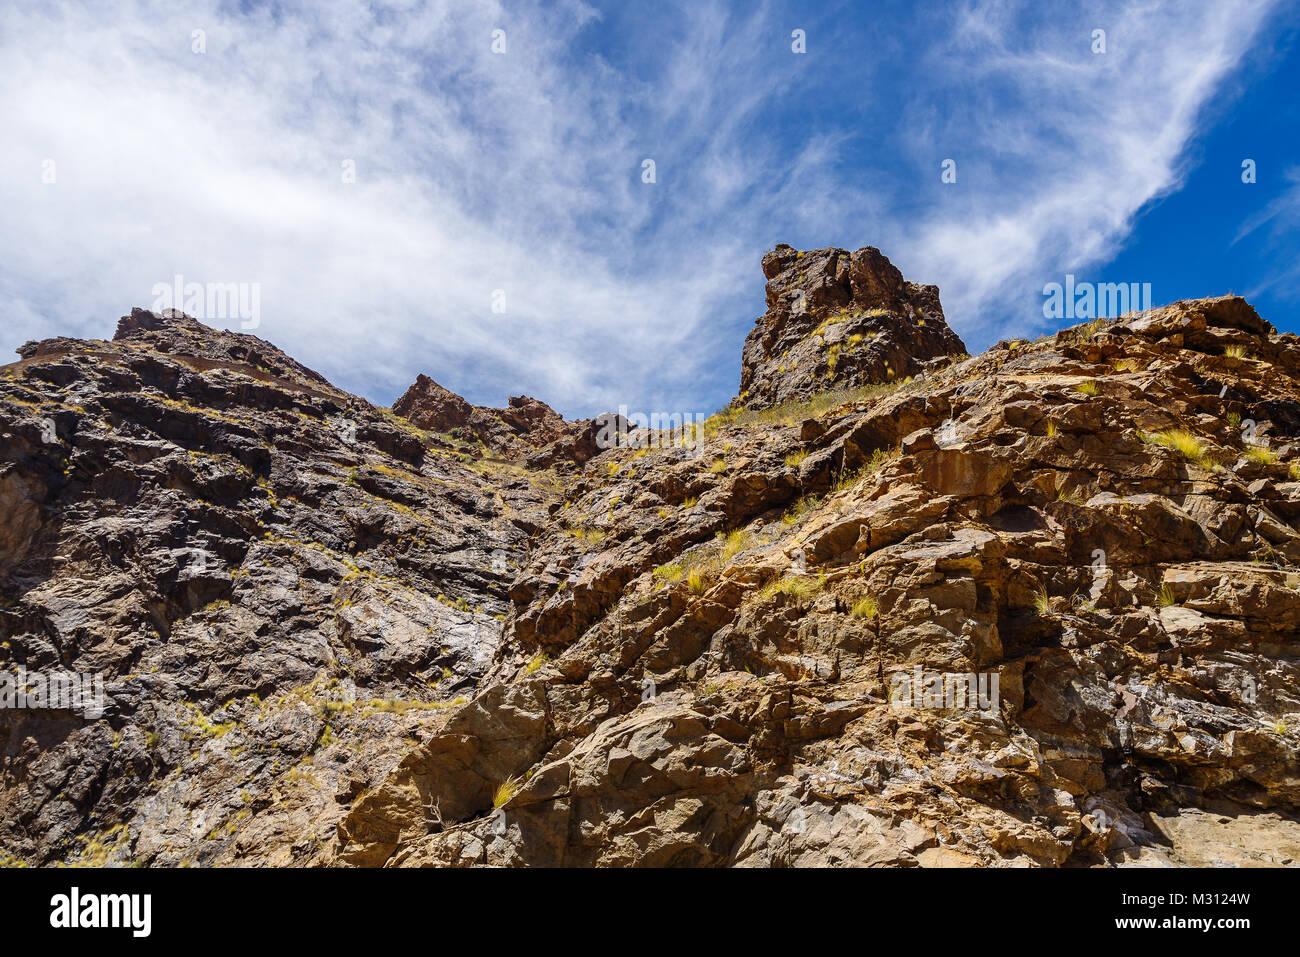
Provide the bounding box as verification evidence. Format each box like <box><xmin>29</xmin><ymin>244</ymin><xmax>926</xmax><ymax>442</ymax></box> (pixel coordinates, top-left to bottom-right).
<box><xmin>890</xmin><ymin>0</ymin><xmax>1281</xmax><ymax>341</ymax></box>
<box><xmin>0</xmin><ymin>0</ymin><xmax>1283</xmax><ymax>416</ymax></box>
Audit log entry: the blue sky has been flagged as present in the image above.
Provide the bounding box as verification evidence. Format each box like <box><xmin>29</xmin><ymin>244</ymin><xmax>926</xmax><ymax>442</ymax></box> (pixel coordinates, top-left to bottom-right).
<box><xmin>1</xmin><ymin>0</ymin><xmax>1297</xmax><ymax>419</ymax></box>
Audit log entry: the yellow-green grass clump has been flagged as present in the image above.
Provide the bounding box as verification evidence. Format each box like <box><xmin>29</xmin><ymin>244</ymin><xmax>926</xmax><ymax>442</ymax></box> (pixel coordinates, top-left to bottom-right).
<box><xmin>759</xmin><ymin>573</ymin><xmax>825</xmax><ymax>602</ymax></box>
<box><xmin>653</xmin><ymin>561</ymin><xmax>685</xmax><ymax>583</ymax></box>
<box><xmin>687</xmin><ymin>568</ymin><xmax>711</xmax><ymax>595</ymax></box>
<box><xmin>1143</xmin><ymin>428</ymin><xmax>1214</xmax><ymax>466</ymax></box>
<box><xmin>493</xmin><ymin>776</ymin><xmax>523</xmax><ymax>809</ymax></box>
<box><xmin>849</xmin><ymin>595</ymin><xmax>877</xmax><ymax>619</ymax></box>
<box><xmin>720</xmin><ymin>529</ymin><xmax>754</xmax><ymax>562</ymax></box>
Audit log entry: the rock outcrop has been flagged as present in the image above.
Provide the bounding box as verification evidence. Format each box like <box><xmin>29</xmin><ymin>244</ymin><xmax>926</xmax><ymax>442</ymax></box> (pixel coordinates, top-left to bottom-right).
<box><xmin>739</xmin><ymin>245</ymin><xmax>966</xmax><ymax>409</ymax></box>
<box><xmin>4</xmin><ymin>252</ymin><xmax>1300</xmax><ymax>869</ymax></box>
<box><xmin>392</xmin><ymin>374</ymin><xmax>588</xmax><ymax>465</ymax></box>
<box><xmin>391</xmin><ymin>374</ymin><xmax>474</xmax><ymax>434</ymax></box>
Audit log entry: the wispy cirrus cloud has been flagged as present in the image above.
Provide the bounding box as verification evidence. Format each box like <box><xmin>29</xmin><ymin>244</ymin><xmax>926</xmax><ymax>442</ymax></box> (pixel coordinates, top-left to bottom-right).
<box><xmin>0</xmin><ymin>0</ymin><xmax>1286</xmax><ymax>417</ymax></box>
<box><xmin>888</xmin><ymin>0</ymin><xmax>1282</xmax><ymax>342</ymax></box>
<box><xmin>1234</xmin><ymin>165</ymin><xmax>1300</xmax><ymax>300</ymax></box>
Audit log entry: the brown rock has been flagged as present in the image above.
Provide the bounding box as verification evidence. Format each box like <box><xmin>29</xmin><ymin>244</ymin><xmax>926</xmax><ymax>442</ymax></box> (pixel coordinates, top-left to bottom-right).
<box><xmin>392</xmin><ymin>373</ymin><xmax>474</xmax><ymax>432</ymax></box>
<box><xmin>739</xmin><ymin>244</ymin><xmax>966</xmax><ymax>409</ymax></box>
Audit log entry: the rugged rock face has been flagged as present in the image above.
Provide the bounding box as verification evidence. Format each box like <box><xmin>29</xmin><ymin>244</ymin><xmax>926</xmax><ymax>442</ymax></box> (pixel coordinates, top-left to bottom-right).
<box><xmin>0</xmin><ymin>309</ymin><xmax>554</xmax><ymax>866</ymax></box>
<box><xmin>738</xmin><ymin>245</ymin><xmax>966</xmax><ymax>410</ymax></box>
<box><xmin>391</xmin><ymin>374</ymin><xmax>474</xmax><ymax>434</ymax></box>
<box><xmin>5</xmin><ymin>253</ymin><xmax>1300</xmax><ymax>868</ymax></box>
<box><xmin>393</xmin><ymin>374</ymin><xmax>581</xmax><ymax>464</ymax></box>
<box><xmin>338</xmin><ymin>290</ymin><xmax>1300</xmax><ymax>867</ymax></box>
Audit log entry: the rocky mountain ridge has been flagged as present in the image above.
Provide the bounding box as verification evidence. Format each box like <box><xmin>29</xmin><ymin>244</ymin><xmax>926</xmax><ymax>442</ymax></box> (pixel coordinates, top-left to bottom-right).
<box><xmin>3</xmin><ymin>247</ymin><xmax>1300</xmax><ymax>867</ymax></box>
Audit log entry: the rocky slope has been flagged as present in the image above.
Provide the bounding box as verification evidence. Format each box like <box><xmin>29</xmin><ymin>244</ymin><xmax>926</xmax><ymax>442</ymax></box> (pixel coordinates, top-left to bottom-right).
<box><xmin>4</xmin><ymin>250</ymin><xmax>1300</xmax><ymax>867</ymax></box>
<box><xmin>0</xmin><ymin>309</ymin><xmax>557</xmax><ymax>865</ymax></box>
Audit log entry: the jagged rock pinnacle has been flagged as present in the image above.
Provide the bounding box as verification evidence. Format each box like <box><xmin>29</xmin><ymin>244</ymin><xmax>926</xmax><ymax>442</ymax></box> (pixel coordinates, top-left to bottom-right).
<box><xmin>739</xmin><ymin>245</ymin><xmax>966</xmax><ymax>409</ymax></box>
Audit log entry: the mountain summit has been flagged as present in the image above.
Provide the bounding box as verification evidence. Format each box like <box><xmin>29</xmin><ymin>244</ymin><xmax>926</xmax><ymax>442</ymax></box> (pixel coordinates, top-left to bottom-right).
<box><xmin>739</xmin><ymin>245</ymin><xmax>966</xmax><ymax>409</ymax></box>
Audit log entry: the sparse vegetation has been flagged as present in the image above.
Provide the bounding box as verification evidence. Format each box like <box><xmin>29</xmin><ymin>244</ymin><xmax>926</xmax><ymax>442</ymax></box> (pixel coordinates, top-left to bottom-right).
<box><xmin>343</xmin><ymin>696</ymin><xmax>466</xmax><ymax>715</ymax></box>
<box><xmin>1056</xmin><ymin>485</ymin><xmax>1087</xmax><ymax>506</ymax></box>
<box><xmin>827</xmin><ymin>446</ymin><xmax>896</xmax><ymax>496</ymax></box>
<box><xmin>863</xmin><ymin>445</ymin><xmax>896</xmax><ymax>475</ymax></box>
<box><xmin>1142</xmin><ymin>428</ymin><xmax>1213</xmax><ymax>467</ymax></box>
<box><xmin>23</xmin><ymin>232</ymin><xmax>1300</xmax><ymax>872</ymax></box>
<box><xmin>653</xmin><ymin>561</ymin><xmax>685</xmax><ymax>583</ymax></box>
<box><xmin>782</xmin><ymin>493</ymin><xmax>822</xmax><ymax>526</ymax></box>
<box><xmin>1075</xmin><ymin>317</ymin><xmax>1109</xmax><ymax>341</ymax></box>
<box><xmin>720</xmin><ymin>529</ymin><xmax>754</xmax><ymax>562</ymax></box>
<box><xmin>705</xmin><ymin>379</ymin><xmax>913</xmax><ymax>433</ymax></box>
<box><xmin>759</xmin><ymin>573</ymin><xmax>825</xmax><ymax>603</ymax></box>
<box><xmin>687</xmin><ymin>568</ymin><xmax>710</xmax><ymax>595</ymax></box>
<box><xmin>655</xmin><ymin>528</ymin><xmax>763</xmax><ymax>594</ymax></box>
<box><xmin>182</xmin><ymin>702</ymin><xmax>237</xmax><ymax>741</ymax></box>
<box><xmin>849</xmin><ymin>594</ymin><xmax>877</xmax><ymax>619</ymax></box>
<box><xmin>71</xmin><ymin>824</ymin><xmax>133</xmax><ymax>867</ymax></box>
<box><xmin>493</xmin><ymin>776</ymin><xmax>523</xmax><ymax>809</ymax></box>
<box><xmin>435</xmin><ymin>593</ymin><xmax>473</xmax><ymax>613</ymax></box>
